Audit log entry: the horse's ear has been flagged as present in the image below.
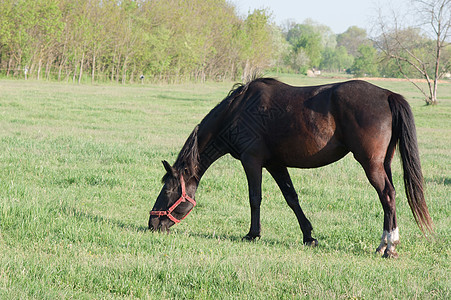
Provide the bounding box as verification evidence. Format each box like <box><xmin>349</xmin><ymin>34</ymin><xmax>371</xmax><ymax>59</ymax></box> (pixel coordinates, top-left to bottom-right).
<box><xmin>162</xmin><ymin>160</ymin><xmax>177</xmax><ymax>177</ymax></box>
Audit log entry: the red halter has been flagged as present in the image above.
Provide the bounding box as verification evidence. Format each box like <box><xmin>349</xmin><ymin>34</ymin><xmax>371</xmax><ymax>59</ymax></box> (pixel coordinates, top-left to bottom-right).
<box><xmin>150</xmin><ymin>175</ymin><xmax>196</xmax><ymax>224</ymax></box>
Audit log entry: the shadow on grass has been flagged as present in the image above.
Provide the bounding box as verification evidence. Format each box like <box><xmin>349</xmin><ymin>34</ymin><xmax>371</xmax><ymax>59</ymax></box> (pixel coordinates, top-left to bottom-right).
<box><xmin>157</xmin><ymin>94</ymin><xmax>197</xmax><ymax>102</ymax></box>
<box><xmin>182</xmin><ymin>231</ymin><xmax>247</xmax><ymax>243</ymax></box>
<box><xmin>182</xmin><ymin>230</ymin><xmax>320</xmax><ymax>251</ymax></box>
<box><xmin>58</xmin><ymin>205</ymin><xmax>378</xmax><ymax>256</ymax></box>
<box><xmin>60</xmin><ymin>205</ymin><xmax>149</xmax><ymax>233</ymax></box>
<box><xmin>425</xmin><ymin>176</ymin><xmax>451</xmax><ymax>185</ymax></box>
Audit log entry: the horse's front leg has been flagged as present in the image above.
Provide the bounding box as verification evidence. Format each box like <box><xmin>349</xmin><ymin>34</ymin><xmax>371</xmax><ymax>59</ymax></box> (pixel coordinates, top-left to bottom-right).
<box><xmin>266</xmin><ymin>165</ymin><xmax>317</xmax><ymax>246</ymax></box>
<box><xmin>241</xmin><ymin>156</ymin><xmax>262</xmax><ymax>241</ymax></box>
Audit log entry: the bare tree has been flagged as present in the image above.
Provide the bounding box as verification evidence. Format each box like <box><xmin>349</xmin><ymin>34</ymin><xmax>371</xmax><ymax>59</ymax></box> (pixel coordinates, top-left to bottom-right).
<box><xmin>375</xmin><ymin>0</ymin><xmax>450</xmax><ymax>105</ymax></box>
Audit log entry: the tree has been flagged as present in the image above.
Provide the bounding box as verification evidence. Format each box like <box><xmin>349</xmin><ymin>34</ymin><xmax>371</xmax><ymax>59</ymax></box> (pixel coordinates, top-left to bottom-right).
<box><xmin>241</xmin><ymin>9</ymin><xmax>275</xmax><ymax>79</ymax></box>
<box><xmin>337</xmin><ymin>26</ymin><xmax>369</xmax><ymax>57</ymax></box>
<box><xmin>303</xmin><ymin>19</ymin><xmax>337</xmax><ymax>49</ymax></box>
<box><xmin>285</xmin><ymin>23</ymin><xmax>324</xmax><ymax>71</ymax></box>
<box><xmin>320</xmin><ymin>46</ymin><xmax>354</xmax><ymax>72</ymax></box>
<box><xmin>375</xmin><ymin>0</ymin><xmax>450</xmax><ymax>105</ymax></box>
<box><xmin>350</xmin><ymin>44</ymin><xmax>380</xmax><ymax>77</ymax></box>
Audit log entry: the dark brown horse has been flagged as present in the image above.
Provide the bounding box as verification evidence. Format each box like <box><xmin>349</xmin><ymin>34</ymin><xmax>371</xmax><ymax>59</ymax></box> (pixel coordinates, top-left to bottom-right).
<box><xmin>149</xmin><ymin>78</ymin><xmax>433</xmax><ymax>258</ymax></box>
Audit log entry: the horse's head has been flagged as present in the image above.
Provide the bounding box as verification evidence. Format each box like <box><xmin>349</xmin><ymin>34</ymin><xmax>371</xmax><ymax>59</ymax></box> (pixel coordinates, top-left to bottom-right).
<box><xmin>149</xmin><ymin>160</ymin><xmax>197</xmax><ymax>232</ymax></box>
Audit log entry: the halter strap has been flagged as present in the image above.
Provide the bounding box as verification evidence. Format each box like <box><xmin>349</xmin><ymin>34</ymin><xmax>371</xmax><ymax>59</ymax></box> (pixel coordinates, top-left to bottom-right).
<box><xmin>150</xmin><ymin>175</ymin><xmax>196</xmax><ymax>223</ymax></box>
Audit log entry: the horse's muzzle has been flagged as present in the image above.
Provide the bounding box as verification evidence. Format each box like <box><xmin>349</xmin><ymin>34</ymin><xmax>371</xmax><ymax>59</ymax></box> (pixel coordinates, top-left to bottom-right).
<box><xmin>149</xmin><ymin>216</ymin><xmax>172</xmax><ymax>233</ymax></box>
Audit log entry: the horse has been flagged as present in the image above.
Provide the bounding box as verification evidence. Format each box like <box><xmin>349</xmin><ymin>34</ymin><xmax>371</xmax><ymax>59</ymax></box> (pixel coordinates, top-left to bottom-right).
<box><xmin>149</xmin><ymin>77</ymin><xmax>433</xmax><ymax>258</ymax></box>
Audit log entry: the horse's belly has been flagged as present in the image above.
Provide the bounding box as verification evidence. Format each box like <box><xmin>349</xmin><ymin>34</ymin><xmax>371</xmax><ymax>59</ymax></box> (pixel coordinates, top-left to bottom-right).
<box><xmin>269</xmin><ymin>135</ymin><xmax>349</xmax><ymax>168</ymax></box>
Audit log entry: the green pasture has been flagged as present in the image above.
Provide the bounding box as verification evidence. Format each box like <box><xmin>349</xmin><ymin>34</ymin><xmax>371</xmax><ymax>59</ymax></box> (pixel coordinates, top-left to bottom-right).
<box><xmin>0</xmin><ymin>77</ymin><xmax>449</xmax><ymax>298</ymax></box>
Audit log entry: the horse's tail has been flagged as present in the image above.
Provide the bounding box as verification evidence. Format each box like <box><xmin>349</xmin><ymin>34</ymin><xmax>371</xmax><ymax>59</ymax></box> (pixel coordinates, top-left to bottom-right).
<box><xmin>388</xmin><ymin>93</ymin><xmax>433</xmax><ymax>235</ymax></box>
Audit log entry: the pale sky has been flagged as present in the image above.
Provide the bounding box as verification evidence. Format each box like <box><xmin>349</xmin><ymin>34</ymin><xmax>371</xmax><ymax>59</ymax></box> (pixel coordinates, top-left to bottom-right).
<box><xmin>231</xmin><ymin>0</ymin><xmax>412</xmax><ymax>34</ymax></box>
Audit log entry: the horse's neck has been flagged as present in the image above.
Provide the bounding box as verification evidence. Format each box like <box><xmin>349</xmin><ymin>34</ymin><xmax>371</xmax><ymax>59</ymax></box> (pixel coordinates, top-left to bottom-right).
<box><xmin>196</xmin><ymin>139</ymin><xmax>226</xmax><ymax>181</ymax></box>
<box><xmin>186</xmin><ymin>139</ymin><xmax>225</xmax><ymax>196</ymax></box>
<box><xmin>192</xmin><ymin>95</ymin><xmax>237</xmax><ymax>184</ymax></box>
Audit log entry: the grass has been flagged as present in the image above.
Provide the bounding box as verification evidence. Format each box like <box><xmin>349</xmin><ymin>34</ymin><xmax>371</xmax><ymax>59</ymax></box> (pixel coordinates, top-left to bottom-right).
<box><xmin>0</xmin><ymin>77</ymin><xmax>450</xmax><ymax>299</ymax></box>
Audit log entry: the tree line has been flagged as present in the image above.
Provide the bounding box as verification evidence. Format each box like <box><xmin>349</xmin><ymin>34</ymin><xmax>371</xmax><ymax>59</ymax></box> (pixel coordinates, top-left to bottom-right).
<box><xmin>0</xmin><ymin>0</ymin><xmax>449</xmax><ymax>86</ymax></box>
<box><xmin>0</xmin><ymin>0</ymin><xmax>274</xmax><ymax>83</ymax></box>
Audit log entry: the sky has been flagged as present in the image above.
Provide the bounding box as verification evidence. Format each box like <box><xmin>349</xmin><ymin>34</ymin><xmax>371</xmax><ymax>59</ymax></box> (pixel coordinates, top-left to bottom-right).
<box><xmin>231</xmin><ymin>0</ymin><xmax>411</xmax><ymax>34</ymax></box>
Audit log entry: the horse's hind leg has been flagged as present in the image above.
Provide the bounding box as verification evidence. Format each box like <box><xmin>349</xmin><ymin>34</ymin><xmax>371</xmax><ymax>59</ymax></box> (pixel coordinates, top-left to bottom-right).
<box><xmin>356</xmin><ymin>148</ymin><xmax>399</xmax><ymax>258</ymax></box>
<box><xmin>267</xmin><ymin>165</ymin><xmax>317</xmax><ymax>246</ymax></box>
<box><xmin>375</xmin><ymin>143</ymin><xmax>399</xmax><ymax>257</ymax></box>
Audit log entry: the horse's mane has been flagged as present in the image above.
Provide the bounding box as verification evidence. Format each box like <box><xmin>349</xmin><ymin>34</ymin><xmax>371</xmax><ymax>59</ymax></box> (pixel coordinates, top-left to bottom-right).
<box><xmin>163</xmin><ymin>76</ymin><xmax>279</xmax><ymax>182</ymax></box>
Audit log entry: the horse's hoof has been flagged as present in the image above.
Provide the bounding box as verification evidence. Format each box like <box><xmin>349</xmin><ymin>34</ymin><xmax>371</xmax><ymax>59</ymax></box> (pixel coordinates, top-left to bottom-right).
<box><xmin>304</xmin><ymin>238</ymin><xmax>318</xmax><ymax>247</ymax></box>
<box><xmin>242</xmin><ymin>234</ymin><xmax>260</xmax><ymax>242</ymax></box>
<box><xmin>382</xmin><ymin>249</ymin><xmax>399</xmax><ymax>259</ymax></box>
<box><xmin>376</xmin><ymin>245</ymin><xmax>387</xmax><ymax>255</ymax></box>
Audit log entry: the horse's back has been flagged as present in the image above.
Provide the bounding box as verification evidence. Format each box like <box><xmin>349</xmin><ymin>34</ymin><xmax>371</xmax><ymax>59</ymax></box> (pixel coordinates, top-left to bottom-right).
<box><xmin>234</xmin><ymin>79</ymin><xmax>394</xmax><ymax>168</ymax></box>
<box><xmin>331</xmin><ymin>80</ymin><xmax>393</xmax><ymax>122</ymax></box>
<box><xmin>232</xmin><ymin>79</ymin><xmax>342</xmax><ymax>167</ymax></box>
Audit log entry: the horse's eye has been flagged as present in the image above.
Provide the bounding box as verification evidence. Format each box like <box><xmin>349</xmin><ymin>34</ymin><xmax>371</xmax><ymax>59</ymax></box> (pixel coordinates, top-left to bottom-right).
<box><xmin>165</xmin><ymin>187</ymin><xmax>174</xmax><ymax>196</ymax></box>
<box><xmin>165</xmin><ymin>183</ymin><xmax>178</xmax><ymax>196</ymax></box>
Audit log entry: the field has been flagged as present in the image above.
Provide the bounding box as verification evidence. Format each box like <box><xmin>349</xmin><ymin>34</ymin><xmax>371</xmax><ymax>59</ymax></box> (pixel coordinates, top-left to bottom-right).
<box><xmin>0</xmin><ymin>76</ymin><xmax>450</xmax><ymax>299</ymax></box>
